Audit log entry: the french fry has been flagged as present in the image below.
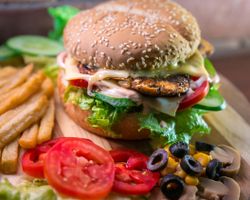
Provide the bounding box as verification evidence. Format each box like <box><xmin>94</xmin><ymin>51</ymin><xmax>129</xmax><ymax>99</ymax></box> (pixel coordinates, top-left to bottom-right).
<box><xmin>19</xmin><ymin>123</ymin><xmax>38</xmax><ymax>149</ymax></box>
<box><xmin>41</xmin><ymin>77</ymin><xmax>54</xmax><ymax>98</ymax></box>
<box><xmin>0</xmin><ymin>71</ymin><xmax>45</xmax><ymax>115</ymax></box>
<box><xmin>0</xmin><ymin>67</ymin><xmax>19</xmax><ymax>88</ymax></box>
<box><xmin>0</xmin><ymin>64</ymin><xmax>33</xmax><ymax>95</ymax></box>
<box><xmin>0</xmin><ymin>86</ymin><xmax>17</xmax><ymax>101</ymax></box>
<box><xmin>0</xmin><ymin>94</ymin><xmax>48</xmax><ymax>149</ymax></box>
<box><xmin>37</xmin><ymin>99</ymin><xmax>55</xmax><ymax>144</ymax></box>
<box><xmin>0</xmin><ymin>79</ymin><xmax>10</xmax><ymax>88</ymax></box>
<box><xmin>0</xmin><ymin>139</ymin><xmax>19</xmax><ymax>174</ymax></box>
<box><xmin>0</xmin><ymin>92</ymin><xmax>43</xmax><ymax>127</ymax></box>
<box><xmin>0</xmin><ymin>66</ymin><xmax>18</xmax><ymax>79</ymax></box>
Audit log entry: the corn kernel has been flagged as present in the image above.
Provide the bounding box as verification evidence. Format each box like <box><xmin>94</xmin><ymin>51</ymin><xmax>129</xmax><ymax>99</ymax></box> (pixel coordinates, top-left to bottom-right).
<box><xmin>189</xmin><ymin>144</ymin><xmax>196</xmax><ymax>155</ymax></box>
<box><xmin>193</xmin><ymin>152</ymin><xmax>211</xmax><ymax>167</ymax></box>
<box><xmin>161</xmin><ymin>157</ymin><xmax>178</xmax><ymax>176</ymax></box>
<box><xmin>164</xmin><ymin>145</ymin><xmax>171</xmax><ymax>156</ymax></box>
<box><xmin>185</xmin><ymin>175</ymin><xmax>199</xmax><ymax>186</ymax></box>
<box><xmin>174</xmin><ymin>167</ymin><xmax>187</xmax><ymax>179</ymax></box>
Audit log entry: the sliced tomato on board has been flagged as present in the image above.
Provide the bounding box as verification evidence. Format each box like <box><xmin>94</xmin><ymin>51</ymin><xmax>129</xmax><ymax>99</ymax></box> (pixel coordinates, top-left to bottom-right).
<box><xmin>178</xmin><ymin>78</ymin><xmax>209</xmax><ymax>110</ymax></box>
<box><xmin>22</xmin><ymin>137</ymin><xmax>93</xmax><ymax>178</ymax></box>
<box><xmin>110</xmin><ymin>149</ymin><xmax>160</xmax><ymax>195</ymax></box>
<box><xmin>44</xmin><ymin>138</ymin><xmax>115</xmax><ymax>200</ymax></box>
<box><xmin>22</xmin><ymin>138</ymin><xmax>65</xmax><ymax>178</ymax></box>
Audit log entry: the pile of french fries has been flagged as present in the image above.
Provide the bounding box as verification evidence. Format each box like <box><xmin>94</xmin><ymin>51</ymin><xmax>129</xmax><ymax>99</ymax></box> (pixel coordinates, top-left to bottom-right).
<box><xmin>0</xmin><ymin>65</ymin><xmax>55</xmax><ymax>174</ymax></box>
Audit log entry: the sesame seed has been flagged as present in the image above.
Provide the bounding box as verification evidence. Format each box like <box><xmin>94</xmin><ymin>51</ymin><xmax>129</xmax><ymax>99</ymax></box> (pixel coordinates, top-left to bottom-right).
<box><xmin>127</xmin><ymin>57</ymin><xmax>135</xmax><ymax>63</ymax></box>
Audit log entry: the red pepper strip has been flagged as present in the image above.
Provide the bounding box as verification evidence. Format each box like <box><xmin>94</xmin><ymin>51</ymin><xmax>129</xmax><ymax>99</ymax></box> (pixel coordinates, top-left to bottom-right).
<box><xmin>22</xmin><ymin>138</ymin><xmax>65</xmax><ymax>178</ymax></box>
<box><xmin>126</xmin><ymin>155</ymin><xmax>148</xmax><ymax>170</ymax></box>
<box><xmin>22</xmin><ymin>137</ymin><xmax>92</xmax><ymax>178</ymax></box>
<box><xmin>110</xmin><ymin>149</ymin><xmax>160</xmax><ymax>195</ymax></box>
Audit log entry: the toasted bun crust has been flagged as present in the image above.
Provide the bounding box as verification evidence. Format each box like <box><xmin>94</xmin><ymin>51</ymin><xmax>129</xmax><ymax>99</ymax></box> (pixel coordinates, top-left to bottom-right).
<box><xmin>64</xmin><ymin>0</ymin><xmax>201</xmax><ymax>70</ymax></box>
<box><xmin>58</xmin><ymin>71</ymin><xmax>150</xmax><ymax>140</ymax></box>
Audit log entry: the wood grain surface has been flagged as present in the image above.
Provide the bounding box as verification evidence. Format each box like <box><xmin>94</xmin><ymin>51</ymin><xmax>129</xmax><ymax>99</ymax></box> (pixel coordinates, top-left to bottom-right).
<box><xmin>54</xmin><ymin>74</ymin><xmax>250</xmax><ymax>200</ymax></box>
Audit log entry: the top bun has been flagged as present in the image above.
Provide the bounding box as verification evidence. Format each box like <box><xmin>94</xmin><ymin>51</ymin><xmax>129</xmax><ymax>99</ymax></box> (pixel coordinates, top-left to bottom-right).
<box><xmin>64</xmin><ymin>0</ymin><xmax>201</xmax><ymax>71</ymax></box>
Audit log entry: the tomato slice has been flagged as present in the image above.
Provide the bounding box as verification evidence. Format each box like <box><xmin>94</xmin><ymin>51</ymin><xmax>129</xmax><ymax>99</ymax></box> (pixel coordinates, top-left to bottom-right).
<box><xmin>70</xmin><ymin>79</ymin><xmax>88</xmax><ymax>88</ymax></box>
<box><xmin>178</xmin><ymin>78</ymin><xmax>209</xmax><ymax>110</ymax></box>
<box><xmin>44</xmin><ymin>138</ymin><xmax>115</xmax><ymax>200</ymax></box>
<box><xmin>22</xmin><ymin>138</ymin><xmax>65</xmax><ymax>178</ymax></box>
<box><xmin>110</xmin><ymin>149</ymin><xmax>160</xmax><ymax>195</ymax></box>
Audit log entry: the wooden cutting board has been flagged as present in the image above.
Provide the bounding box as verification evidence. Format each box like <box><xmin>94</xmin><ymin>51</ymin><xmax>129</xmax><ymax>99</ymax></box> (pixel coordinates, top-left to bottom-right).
<box><xmin>54</xmin><ymin>74</ymin><xmax>250</xmax><ymax>200</ymax></box>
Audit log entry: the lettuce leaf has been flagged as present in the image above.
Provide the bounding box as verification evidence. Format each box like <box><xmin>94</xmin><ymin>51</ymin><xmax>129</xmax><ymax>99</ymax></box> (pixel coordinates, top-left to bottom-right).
<box><xmin>175</xmin><ymin>109</ymin><xmax>210</xmax><ymax>135</ymax></box>
<box><xmin>139</xmin><ymin>109</ymin><xmax>210</xmax><ymax>146</ymax></box>
<box><xmin>65</xmin><ymin>86</ymin><xmax>210</xmax><ymax>143</ymax></box>
<box><xmin>64</xmin><ymin>86</ymin><xmax>137</xmax><ymax>129</ymax></box>
<box><xmin>204</xmin><ymin>58</ymin><xmax>217</xmax><ymax>78</ymax></box>
<box><xmin>48</xmin><ymin>5</ymin><xmax>80</xmax><ymax>41</ymax></box>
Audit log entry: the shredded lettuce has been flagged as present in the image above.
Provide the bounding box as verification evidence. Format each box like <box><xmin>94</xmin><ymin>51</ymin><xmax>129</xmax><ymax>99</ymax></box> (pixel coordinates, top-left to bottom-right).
<box><xmin>48</xmin><ymin>5</ymin><xmax>80</xmax><ymax>41</ymax></box>
<box><xmin>139</xmin><ymin>109</ymin><xmax>210</xmax><ymax>146</ymax></box>
<box><xmin>64</xmin><ymin>86</ymin><xmax>137</xmax><ymax>129</ymax></box>
<box><xmin>64</xmin><ymin>86</ymin><xmax>210</xmax><ymax>144</ymax></box>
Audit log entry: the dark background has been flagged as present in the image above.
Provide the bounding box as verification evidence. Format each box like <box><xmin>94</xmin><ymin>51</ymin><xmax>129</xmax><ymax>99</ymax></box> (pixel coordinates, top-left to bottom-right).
<box><xmin>0</xmin><ymin>0</ymin><xmax>249</xmax><ymax>101</ymax></box>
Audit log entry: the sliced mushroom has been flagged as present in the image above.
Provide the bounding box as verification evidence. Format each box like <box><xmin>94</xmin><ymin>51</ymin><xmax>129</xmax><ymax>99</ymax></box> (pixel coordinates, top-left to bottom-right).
<box><xmin>198</xmin><ymin>177</ymin><xmax>229</xmax><ymax>199</ymax></box>
<box><xmin>179</xmin><ymin>185</ymin><xmax>198</xmax><ymax>200</ymax></box>
<box><xmin>210</xmin><ymin>145</ymin><xmax>241</xmax><ymax>177</ymax></box>
<box><xmin>197</xmin><ymin>177</ymin><xmax>240</xmax><ymax>200</ymax></box>
<box><xmin>220</xmin><ymin>176</ymin><xmax>240</xmax><ymax>200</ymax></box>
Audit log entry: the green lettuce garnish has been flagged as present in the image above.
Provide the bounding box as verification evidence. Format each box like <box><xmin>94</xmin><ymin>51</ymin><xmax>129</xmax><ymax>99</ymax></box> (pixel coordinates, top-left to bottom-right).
<box><xmin>204</xmin><ymin>58</ymin><xmax>217</xmax><ymax>78</ymax></box>
<box><xmin>0</xmin><ymin>179</ymin><xmax>56</xmax><ymax>200</ymax></box>
<box><xmin>48</xmin><ymin>5</ymin><xmax>80</xmax><ymax>41</ymax></box>
<box><xmin>43</xmin><ymin>64</ymin><xmax>59</xmax><ymax>83</ymax></box>
<box><xmin>64</xmin><ymin>86</ymin><xmax>138</xmax><ymax>130</ymax></box>
<box><xmin>139</xmin><ymin>109</ymin><xmax>210</xmax><ymax>146</ymax></box>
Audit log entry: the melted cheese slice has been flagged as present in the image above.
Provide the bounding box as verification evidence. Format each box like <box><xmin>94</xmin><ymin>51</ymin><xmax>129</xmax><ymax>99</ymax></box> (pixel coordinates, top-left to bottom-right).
<box><xmin>130</xmin><ymin>51</ymin><xmax>208</xmax><ymax>78</ymax></box>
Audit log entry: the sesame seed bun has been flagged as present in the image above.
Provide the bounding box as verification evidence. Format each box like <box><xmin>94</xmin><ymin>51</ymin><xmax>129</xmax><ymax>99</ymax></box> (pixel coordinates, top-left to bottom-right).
<box><xmin>58</xmin><ymin>71</ymin><xmax>150</xmax><ymax>140</ymax></box>
<box><xmin>64</xmin><ymin>0</ymin><xmax>201</xmax><ymax>71</ymax></box>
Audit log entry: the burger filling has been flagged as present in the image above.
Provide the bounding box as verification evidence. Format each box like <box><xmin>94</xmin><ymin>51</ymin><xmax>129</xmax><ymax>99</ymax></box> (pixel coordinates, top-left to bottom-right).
<box><xmin>58</xmin><ymin>47</ymin><xmax>223</xmax><ymax>145</ymax></box>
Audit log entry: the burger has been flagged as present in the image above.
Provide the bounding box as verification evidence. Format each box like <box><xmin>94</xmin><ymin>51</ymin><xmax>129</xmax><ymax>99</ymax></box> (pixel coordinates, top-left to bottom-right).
<box><xmin>57</xmin><ymin>0</ymin><xmax>225</xmax><ymax>145</ymax></box>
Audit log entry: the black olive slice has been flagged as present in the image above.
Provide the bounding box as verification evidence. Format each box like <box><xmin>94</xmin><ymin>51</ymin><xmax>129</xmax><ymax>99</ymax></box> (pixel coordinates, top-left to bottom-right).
<box><xmin>160</xmin><ymin>174</ymin><xmax>185</xmax><ymax>200</ymax></box>
<box><xmin>180</xmin><ymin>155</ymin><xmax>202</xmax><ymax>176</ymax></box>
<box><xmin>206</xmin><ymin>159</ymin><xmax>222</xmax><ymax>180</ymax></box>
<box><xmin>169</xmin><ymin>142</ymin><xmax>189</xmax><ymax>158</ymax></box>
<box><xmin>195</xmin><ymin>141</ymin><xmax>215</xmax><ymax>152</ymax></box>
<box><xmin>147</xmin><ymin>149</ymin><xmax>168</xmax><ymax>172</ymax></box>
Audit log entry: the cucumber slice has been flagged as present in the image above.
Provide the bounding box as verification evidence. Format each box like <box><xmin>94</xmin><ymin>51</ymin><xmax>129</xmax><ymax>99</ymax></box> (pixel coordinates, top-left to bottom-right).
<box><xmin>7</xmin><ymin>35</ymin><xmax>63</xmax><ymax>56</ymax></box>
<box><xmin>194</xmin><ymin>89</ymin><xmax>226</xmax><ymax>111</ymax></box>
<box><xmin>23</xmin><ymin>55</ymin><xmax>56</xmax><ymax>67</ymax></box>
<box><xmin>0</xmin><ymin>45</ymin><xmax>18</xmax><ymax>61</ymax></box>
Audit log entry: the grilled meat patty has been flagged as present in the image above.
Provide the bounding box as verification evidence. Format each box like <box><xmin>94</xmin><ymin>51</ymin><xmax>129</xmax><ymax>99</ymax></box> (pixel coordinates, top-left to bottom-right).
<box><xmin>78</xmin><ymin>64</ymin><xmax>190</xmax><ymax>97</ymax></box>
<box><xmin>118</xmin><ymin>75</ymin><xmax>190</xmax><ymax>97</ymax></box>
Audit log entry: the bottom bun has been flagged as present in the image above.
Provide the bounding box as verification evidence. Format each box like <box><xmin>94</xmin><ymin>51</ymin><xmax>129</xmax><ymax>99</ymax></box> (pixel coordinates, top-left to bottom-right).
<box><xmin>57</xmin><ymin>72</ymin><xmax>150</xmax><ymax>140</ymax></box>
